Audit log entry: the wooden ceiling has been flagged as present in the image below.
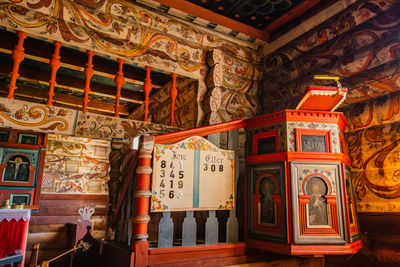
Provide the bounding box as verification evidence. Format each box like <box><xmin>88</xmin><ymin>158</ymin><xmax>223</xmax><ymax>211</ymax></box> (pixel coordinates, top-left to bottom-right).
<box><xmin>0</xmin><ymin>29</ymin><xmax>172</xmax><ymax>117</ymax></box>
<box><xmin>140</xmin><ymin>0</ymin><xmax>333</xmax><ymax>42</ymax></box>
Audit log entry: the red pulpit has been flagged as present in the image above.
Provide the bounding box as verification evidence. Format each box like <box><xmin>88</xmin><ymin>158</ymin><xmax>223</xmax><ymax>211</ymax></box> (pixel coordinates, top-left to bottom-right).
<box><xmin>0</xmin><ymin>209</ymin><xmax>30</xmax><ymax>266</ymax></box>
<box><xmin>245</xmin><ymin>86</ymin><xmax>362</xmax><ymax>255</ymax></box>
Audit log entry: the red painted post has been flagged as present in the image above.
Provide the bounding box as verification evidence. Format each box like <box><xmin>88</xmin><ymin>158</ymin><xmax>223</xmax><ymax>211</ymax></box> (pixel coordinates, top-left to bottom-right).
<box><xmin>170</xmin><ymin>73</ymin><xmax>178</xmax><ymax>126</ymax></box>
<box><xmin>83</xmin><ymin>50</ymin><xmax>94</xmax><ymax>112</ymax></box>
<box><xmin>132</xmin><ymin>135</ymin><xmax>154</xmax><ymax>267</ymax></box>
<box><xmin>47</xmin><ymin>41</ymin><xmax>61</xmax><ymax>106</ymax></box>
<box><xmin>114</xmin><ymin>59</ymin><xmax>125</xmax><ymax>117</ymax></box>
<box><xmin>143</xmin><ymin>66</ymin><xmax>152</xmax><ymax>122</ymax></box>
<box><xmin>7</xmin><ymin>31</ymin><xmax>27</xmax><ymax>99</ymax></box>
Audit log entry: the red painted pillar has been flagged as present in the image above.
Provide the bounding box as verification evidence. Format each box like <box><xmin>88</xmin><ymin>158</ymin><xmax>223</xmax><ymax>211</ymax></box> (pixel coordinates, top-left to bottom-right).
<box><xmin>47</xmin><ymin>41</ymin><xmax>61</xmax><ymax>106</ymax></box>
<box><xmin>170</xmin><ymin>73</ymin><xmax>178</xmax><ymax>126</ymax></box>
<box><xmin>83</xmin><ymin>50</ymin><xmax>94</xmax><ymax>112</ymax></box>
<box><xmin>132</xmin><ymin>135</ymin><xmax>154</xmax><ymax>267</ymax></box>
<box><xmin>143</xmin><ymin>66</ymin><xmax>152</xmax><ymax>122</ymax></box>
<box><xmin>114</xmin><ymin>59</ymin><xmax>125</xmax><ymax>117</ymax></box>
<box><xmin>7</xmin><ymin>31</ymin><xmax>27</xmax><ymax>99</ymax></box>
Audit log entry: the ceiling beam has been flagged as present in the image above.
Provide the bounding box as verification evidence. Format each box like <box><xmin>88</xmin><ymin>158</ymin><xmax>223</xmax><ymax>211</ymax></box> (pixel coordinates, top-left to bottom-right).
<box><xmin>263</xmin><ymin>0</ymin><xmax>322</xmax><ymax>33</ymax></box>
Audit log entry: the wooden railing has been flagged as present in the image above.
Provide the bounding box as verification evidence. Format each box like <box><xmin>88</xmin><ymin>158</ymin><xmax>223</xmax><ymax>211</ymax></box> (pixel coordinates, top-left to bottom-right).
<box><xmin>110</xmin><ymin>119</ymin><xmax>246</xmax><ymax>266</ymax></box>
<box><xmin>150</xmin><ymin>129</ymin><xmax>242</xmax><ymax>249</ymax></box>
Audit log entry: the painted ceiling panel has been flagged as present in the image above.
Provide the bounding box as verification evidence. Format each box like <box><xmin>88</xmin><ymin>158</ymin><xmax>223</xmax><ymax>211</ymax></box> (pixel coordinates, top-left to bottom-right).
<box><xmin>187</xmin><ymin>0</ymin><xmax>304</xmax><ymax>29</ymax></box>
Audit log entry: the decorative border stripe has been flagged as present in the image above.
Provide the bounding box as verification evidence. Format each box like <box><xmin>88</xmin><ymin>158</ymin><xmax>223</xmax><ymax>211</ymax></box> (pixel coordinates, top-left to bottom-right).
<box><xmin>193</xmin><ymin>149</ymin><xmax>200</xmax><ymax>208</ymax></box>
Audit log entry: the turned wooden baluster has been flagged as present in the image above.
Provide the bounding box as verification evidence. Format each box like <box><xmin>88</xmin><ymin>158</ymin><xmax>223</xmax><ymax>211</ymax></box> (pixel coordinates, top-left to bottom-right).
<box><xmin>83</xmin><ymin>50</ymin><xmax>94</xmax><ymax>112</ymax></box>
<box><xmin>132</xmin><ymin>135</ymin><xmax>154</xmax><ymax>267</ymax></box>
<box><xmin>170</xmin><ymin>73</ymin><xmax>178</xmax><ymax>126</ymax></box>
<box><xmin>114</xmin><ymin>59</ymin><xmax>125</xmax><ymax>117</ymax></box>
<box><xmin>47</xmin><ymin>41</ymin><xmax>61</xmax><ymax>106</ymax></box>
<box><xmin>7</xmin><ymin>31</ymin><xmax>27</xmax><ymax>99</ymax></box>
<box><xmin>143</xmin><ymin>66</ymin><xmax>152</xmax><ymax>122</ymax></box>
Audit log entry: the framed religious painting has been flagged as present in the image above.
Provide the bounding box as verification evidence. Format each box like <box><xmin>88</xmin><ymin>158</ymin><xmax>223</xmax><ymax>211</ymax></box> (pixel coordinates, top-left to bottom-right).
<box><xmin>295</xmin><ymin>129</ymin><xmax>331</xmax><ymax>153</ymax></box>
<box><xmin>10</xmin><ymin>193</ymin><xmax>31</xmax><ymax>205</ymax></box>
<box><xmin>252</xmin><ymin>130</ymin><xmax>279</xmax><ymax>155</ymax></box>
<box><xmin>0</xmin><ymin>189</ymin><xmax>34</xmax><ymax>206</ymax></box>
<box><xmin>18</xmin><ymin>133</ymin><xmax>39</xmax><ymax>146</ymax></box>
<box><xmin>291</xmin><ymin>161</ymin><xmax>346</xmax><ymax>244</ymax></box>
<box><xmin>247</xmin><ymin>162</ymin><xmax>287</xmax><ymax>242</ymax></box>
<box><xmin>0</xmin><ymin>130</ymin><xmax>9</xmax><ymax>143</ymax></box>
<box><xmin>0</xmin><ymin>148</ymin><xmax>39</xmax><ymax>187</ymax></box>
<box><xmin>0</xmin><ymin>128</ymin><xmax>47</xmax><ymax>210</ymax></box>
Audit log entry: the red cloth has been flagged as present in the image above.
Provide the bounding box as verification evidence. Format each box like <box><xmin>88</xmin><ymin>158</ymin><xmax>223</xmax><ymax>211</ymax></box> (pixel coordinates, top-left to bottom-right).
<box><xmin>0</xmin><ymin>218</ymin><xmax>29</xmax><ymax>267</ymax></box>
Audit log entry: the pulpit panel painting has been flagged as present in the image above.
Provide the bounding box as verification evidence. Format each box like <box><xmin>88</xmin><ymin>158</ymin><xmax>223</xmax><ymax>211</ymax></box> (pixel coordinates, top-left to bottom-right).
<box><xmin>343</xmin><ymin>164</ymin><xmax>361</xmax><ymax>242</ymax></box>
<box><xmin>151</xmin><ymin>136</ymin><xmax>235</xmax><ymax>212</ymax></box>
<box><xmin>291</xmin><ymin>162</ymin><xmax>346</xmax><ymax>244</ymax></box>
<box><xmin>247</xmin><ymin>162</ymin><xmax>287</xmax><ymax>242</ymax></box>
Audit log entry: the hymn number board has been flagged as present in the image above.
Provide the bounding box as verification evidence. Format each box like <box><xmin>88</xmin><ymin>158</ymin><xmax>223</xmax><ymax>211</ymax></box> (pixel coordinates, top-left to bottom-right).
<box><xmin>151</xmin><ymin>136</ymin><xmax>235</xmax><ymax>212</ymax></box>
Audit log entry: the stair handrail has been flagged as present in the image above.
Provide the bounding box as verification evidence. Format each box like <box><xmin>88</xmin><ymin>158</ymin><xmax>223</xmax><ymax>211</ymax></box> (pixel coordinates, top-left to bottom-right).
<box><xmin>154</xmin><ymin>119</ymin><xmax>246</xmax><ymax>144</ymax></box>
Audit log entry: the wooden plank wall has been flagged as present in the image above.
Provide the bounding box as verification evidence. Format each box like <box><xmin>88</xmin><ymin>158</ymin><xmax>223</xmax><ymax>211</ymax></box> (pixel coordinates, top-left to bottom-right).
<box><xmin>25</xmin><ymin>194</ymin><xmax>108</xmax><ymax>266</ymax></box>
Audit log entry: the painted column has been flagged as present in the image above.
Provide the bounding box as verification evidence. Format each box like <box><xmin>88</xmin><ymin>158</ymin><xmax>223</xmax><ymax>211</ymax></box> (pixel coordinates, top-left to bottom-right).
<box><xmin>47</xmin><ymin>41</ymin><xmax>61</xmax><ymax>106</ymax></box>
<box><xmin>114</xmin><ymin>59</ymin><xmax>125</xmax><ymax>117</ymax></box>
<box><xmin>132</xmin><ymin>135</ymin><xmax>154</xmax><ymax>267</ymax></box>
<box><xmin>7</xmin><ymin>31</ymin><xmax>27</xmax><ymax>99</ymax></box>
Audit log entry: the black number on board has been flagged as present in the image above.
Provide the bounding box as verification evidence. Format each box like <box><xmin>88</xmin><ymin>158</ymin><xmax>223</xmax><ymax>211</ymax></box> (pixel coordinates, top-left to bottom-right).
<box><xmin>170</xmin><ymin>180</ymin><xmax>173</xmax><ymax>188</ymax></box>
<box><xmin>161</xmin><ymin>160</ymin><xmax>166</xmax><ymax>168</ymax></box>
<box><xmin>170</xmin><ymin>161</ymin><xmax>175</xmax><ymax>169</ymax></box>
<box><xmin>203</xmin><ymin>163</ymin><xmax>208</xmax><ymax>171</ymax></box>
<box><xmin>211</xmin><ymin>164</ymin><xmax>215</xmax><ymax>172</ymax></box>
<box><xmin>179</xmin><ymin>171</ymin><xmax>184</xmax><ymax>179</ymax></box>
<box><xmin>170</xmin><ymin>170</ymin><xmax>175</xmax><ymax>178</ymax></box>
<box><xmin>219</xmin><ymin>165</ymin><xmax>223</xmax><ymax>172</ymax></box>
<box><xmin>160</xmin><ymin>170</ymin><xmax>165</xmax><ymax>178</ymax></box>
<box><xmin>160</xmin><ymin>180</ymin><xmax>165</xmax><ymax>188</ymax></box>
<box><xmin>169</xmin><ymin>190</ymin><xmax>174</xmax><ymax>199</ymax></box>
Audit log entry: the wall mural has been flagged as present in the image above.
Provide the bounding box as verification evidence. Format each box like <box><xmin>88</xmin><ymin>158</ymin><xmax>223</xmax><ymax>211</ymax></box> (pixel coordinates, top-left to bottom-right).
<box><xmin>42</xmin><ymin>134</ymin><xmax>110</xmax><ymax>194</ymax></box>
<box><xmin>0</xmin><ymin>98</ymin><xmax>76</xmax><ymax>135</ymax></box>
<box><xmin>75</xmin><ymin>111</ymin><xmax>180</xmax><ymax>142</ymax></box>
<box><xmin>344</xmin><ymin>92</ymin><xmax>400</xmax><ymax>212</ymax></box>
<box><xmin>0</xmin><ymin>97</ymin><xmax>180</xmax><ymax>143</ymax></box>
